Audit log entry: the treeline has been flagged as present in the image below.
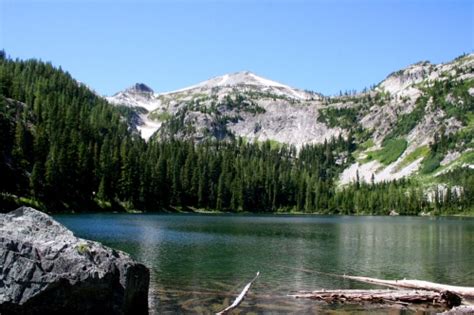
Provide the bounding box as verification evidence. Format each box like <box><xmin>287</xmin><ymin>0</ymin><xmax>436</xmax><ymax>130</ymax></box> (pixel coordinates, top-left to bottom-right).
<box><xmin>334</xmin><ymin>175</ymin><xmax>474</xmax><ymax>215</ymax></box>
<box><xmin>0</xmin><ymin>53</ymin><xmax>473</xmax><ymax>214</ymax></box>
<box><xmin>0</xmin><ymin>54</ymin><xmax>350</xmax><ymax>212</ymax></box>
<box><xmin>0</xmin><ymin>53</ymin><xmax>136</xmax><ymax>211</ymax></box>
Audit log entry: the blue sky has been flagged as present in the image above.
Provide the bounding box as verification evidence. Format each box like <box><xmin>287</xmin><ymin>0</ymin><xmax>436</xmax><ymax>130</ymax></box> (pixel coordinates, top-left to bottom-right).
<box><xmin>1</xmin><ymin>0</ymin><xmax>473</xmax><ymax>96</ymax></box>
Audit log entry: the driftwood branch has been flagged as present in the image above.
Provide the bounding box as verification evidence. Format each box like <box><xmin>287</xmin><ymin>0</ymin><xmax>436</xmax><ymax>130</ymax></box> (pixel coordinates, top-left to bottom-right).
<box><xmin>342</xmin><ymin>275</ymin><xmax>474</xmax><ymax>298</ymax></box>
<box><xmin>289</xmin><ymin>289</ymin><xmax>462</xmax><ymax>308</ymax></box>
<box><xmin>440</xmin><ymin>305</ymin><xmax>474</xmax><ymax>314</ymax></box>
<box><xmin>281</xmin><ymin>268</ymin><xmax>473</xmax><ymax>310</ymax></box>
<box><xmin>216</xmin><ymin>271</ymin><xmax>260</xmax><ymax>315</ymax></box>
<box><xmin>277</xmin><ymin>265</ymin><xmax>474</xmax><ymax>299</ymax></box>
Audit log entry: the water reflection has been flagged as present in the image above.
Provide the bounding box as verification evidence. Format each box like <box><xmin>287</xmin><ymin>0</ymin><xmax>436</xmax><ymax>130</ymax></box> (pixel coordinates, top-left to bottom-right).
<box><xmin>55</xmin><ymin>214</ymin><xmax>474</xmax><ymax>313</ymax></box>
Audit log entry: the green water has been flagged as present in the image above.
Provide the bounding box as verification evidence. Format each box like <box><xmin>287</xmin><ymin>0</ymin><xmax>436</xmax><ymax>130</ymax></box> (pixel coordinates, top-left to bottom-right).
<box><xmin>55</xmin><ymin>214</ymin><xmax>474</xmax><ymax>314</ymax></box>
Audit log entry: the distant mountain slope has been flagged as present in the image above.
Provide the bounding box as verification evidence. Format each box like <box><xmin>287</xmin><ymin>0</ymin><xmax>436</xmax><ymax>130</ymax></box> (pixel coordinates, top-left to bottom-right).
<box><xmin>2</xmin><ymin>52</ymin><xmax>473</xmax><ymax>215</ymax></box>
<box><xmin>107</xmin><ymin>53</ymin><xmax>474</xmax><ymax>184</ymax></box>
<box><xmin>162</xmin><ymin>71</ymin><xmax>315</xmax><ymax>99</ymax></box>
<box><xmin>339</xmin><ymin>53</ymin><xmax>473</xmax><ymax>184</ymax></box>
<box><xmin>107</xmin><ymin>71</ymin><xmax>324</xmax><ymax>144</ymax></box>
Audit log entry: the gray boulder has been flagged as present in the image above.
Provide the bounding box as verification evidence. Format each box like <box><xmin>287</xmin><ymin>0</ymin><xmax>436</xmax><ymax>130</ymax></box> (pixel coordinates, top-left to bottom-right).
<box><xmin>0</xmin><ymin>207</ymin><xmax>149</xmax><ymax>315</ymax></box>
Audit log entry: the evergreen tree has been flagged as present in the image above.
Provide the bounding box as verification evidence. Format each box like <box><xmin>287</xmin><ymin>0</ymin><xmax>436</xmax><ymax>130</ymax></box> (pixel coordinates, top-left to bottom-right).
<box><xmin>0</xmin><ymin>54</ymin><xmax>472</xmax><ymax>215</ymax></box>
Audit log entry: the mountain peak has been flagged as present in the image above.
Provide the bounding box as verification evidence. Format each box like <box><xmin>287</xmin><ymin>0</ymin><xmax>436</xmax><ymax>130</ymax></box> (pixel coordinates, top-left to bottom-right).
<box><xmin>107</xmin><ymin>82</ymin><xmax>157</xmax><ymax>112</ymax></box>
<box><xmin>160</xmin><ymin>71</ymin><xmax>313</xmax><ymax>100</ymax></box>
<box><xmin>162</xmin><ymin>71</ymin><xmax>295</xmax><ymax>94</ymax></box>
<box><xmin>125</xmin><ymin>83</ymin><xmax>154</xmax><ymax>94</ymax></box>
<box><xmin>203</xmin><ymin>71</ymin><xmax>289</xmax><ymax>88</ymax></box>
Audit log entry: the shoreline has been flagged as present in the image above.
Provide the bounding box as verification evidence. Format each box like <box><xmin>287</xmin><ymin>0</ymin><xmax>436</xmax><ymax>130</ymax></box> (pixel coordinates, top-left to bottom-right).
<box><xmin>3</xmin><ymin>194</ymin><xmax>472</xmax><ymax>217</ymax></box>
<box><xmin>51</xmin><ymin>208</ymin><xmax>474</xmax><ymax>218</ymax></box>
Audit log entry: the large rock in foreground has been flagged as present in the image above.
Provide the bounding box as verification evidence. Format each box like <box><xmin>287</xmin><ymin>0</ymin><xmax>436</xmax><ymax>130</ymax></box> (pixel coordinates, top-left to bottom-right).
<box><xmin>0</xmin><ymin>207</ymin><xmax>149</xmax><ymax>315</ymax></box>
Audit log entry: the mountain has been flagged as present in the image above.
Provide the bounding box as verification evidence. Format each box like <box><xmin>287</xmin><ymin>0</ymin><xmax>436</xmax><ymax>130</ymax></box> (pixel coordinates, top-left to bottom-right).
<box><xmin>109</xmin><ymin>83</ymin><xmax>155</xmax><ymax>110</ymax></box>
<box><xmin>107</xmin><ymin>71</ymin><xmax>333</xmax><ymax>146</ymax></box>
<box><xmin>162</xmin><ymin>71</ymin><xmax>315</xmax><ymax>99</ymax></box>
<box><xmin>0</xmin><ymin>56</ymin><xmax>352</xmax><ymax>214</ymax></box>
<box><xmin>107</xmin><ymin>54</ymin><xmax>474</xmax><ymax>185</ymax></box>
<box><xmin>1</xmin><ymin>52</ymin><xmax>473</xmax><ymax>214</ymax></box>
<box><xmin>338</xmin><ymin>54</ymin><xmax>473</xmax><ymax>185</ymax></box>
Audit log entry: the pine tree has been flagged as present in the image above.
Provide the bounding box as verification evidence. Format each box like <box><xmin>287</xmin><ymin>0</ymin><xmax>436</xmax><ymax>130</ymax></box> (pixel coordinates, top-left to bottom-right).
<box><xmin>30</xmin><ymin>161</ymin><xmax>44</xmax><ymax>198</ymax></box>
<box><xmin>216</xmin><ymin>173</ymin><xmax>225</xmax><ymax>211</ymax></box>
<box><xmin>12</xmin><ymin>119</ymin><xmax>29</xmax><ymax>169</ymax></box>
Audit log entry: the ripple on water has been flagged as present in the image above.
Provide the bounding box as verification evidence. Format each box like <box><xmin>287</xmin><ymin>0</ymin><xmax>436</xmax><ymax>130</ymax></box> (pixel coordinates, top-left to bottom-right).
<box><xmin>55</xmin><ymin>213</ymin><xmax>474</xmax><ymax>313</ymax></box>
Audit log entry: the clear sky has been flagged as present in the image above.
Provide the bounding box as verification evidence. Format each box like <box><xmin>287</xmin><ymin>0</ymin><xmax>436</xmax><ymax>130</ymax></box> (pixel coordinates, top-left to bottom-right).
<box><xmin>1</xmin><ymin>0</ymin><xmax>473</xmax><ymax>96</ymax></box>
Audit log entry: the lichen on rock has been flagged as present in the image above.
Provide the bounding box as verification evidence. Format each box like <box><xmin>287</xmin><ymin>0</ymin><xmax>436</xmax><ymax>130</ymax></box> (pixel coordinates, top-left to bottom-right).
<box><xmin>0</xmin><ymin>207</ymin><xmax>149</xmax><ymax>315</ymax></box>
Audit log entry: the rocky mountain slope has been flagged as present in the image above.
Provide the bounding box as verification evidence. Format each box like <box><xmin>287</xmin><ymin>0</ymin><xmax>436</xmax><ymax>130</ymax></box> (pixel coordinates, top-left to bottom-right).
<box><xmin>107</xmin><ymin>71</ymin><xmax>332</xmax><ymax>145</ymax></box>
<box><xmin>107</xmin><ymin>54</ymin><xmax>474</xmax><ymax>185</ymax></box>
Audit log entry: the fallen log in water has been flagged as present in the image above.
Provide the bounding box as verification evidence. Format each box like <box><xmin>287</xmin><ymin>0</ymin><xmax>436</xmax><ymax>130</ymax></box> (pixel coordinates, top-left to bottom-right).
<box><xmin>439</xmin><ymin>305</ymin><xmax>474</xmax><ymax>314</ymax></box>
<box><xmin>289</xmin><ymin>289</ymin><xmax>462</xmax><ymax>308</ymax></box>
<box><xmin>342</xmin><ymin>275</ymin><xmax>474</xmax><ymax>298</ymax></box>
<box><xmin>216</xmin><ymin>272</ymin><xmax>260</xmax><ymax>315</ymax></box>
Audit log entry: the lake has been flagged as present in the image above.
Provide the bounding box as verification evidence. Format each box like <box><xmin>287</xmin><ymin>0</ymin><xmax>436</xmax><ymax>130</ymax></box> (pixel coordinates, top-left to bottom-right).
<box><xmin>55</xmin><ymin>214</ymin><xmax>474</xmax><ymax>314</ymax></box>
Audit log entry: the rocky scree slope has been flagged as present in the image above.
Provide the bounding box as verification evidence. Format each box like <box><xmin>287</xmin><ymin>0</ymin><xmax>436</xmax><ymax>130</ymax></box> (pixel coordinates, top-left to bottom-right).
<box><xmin>338</xmin><ymin>53</ymin><xmax>473</xmax><ymax>184</ymax></box>
<box><xmin>107</xmin><ymin>54</ymin><xmax>474</xmax><ymax>184</ymax></box>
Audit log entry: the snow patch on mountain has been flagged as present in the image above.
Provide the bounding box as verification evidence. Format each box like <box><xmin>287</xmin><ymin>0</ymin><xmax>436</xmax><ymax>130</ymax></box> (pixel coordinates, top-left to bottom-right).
<box><xmin>137</xmin><ymin>117</ymin><xmax>162</xmax><ymax>140</ymax></box>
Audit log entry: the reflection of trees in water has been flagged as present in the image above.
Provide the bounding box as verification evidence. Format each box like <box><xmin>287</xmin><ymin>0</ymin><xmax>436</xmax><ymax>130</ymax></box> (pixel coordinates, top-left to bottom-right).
<box><xmin>61</xmin><ymin>214</ymin><xmax>474</xmax><ymax>313</ymax></box>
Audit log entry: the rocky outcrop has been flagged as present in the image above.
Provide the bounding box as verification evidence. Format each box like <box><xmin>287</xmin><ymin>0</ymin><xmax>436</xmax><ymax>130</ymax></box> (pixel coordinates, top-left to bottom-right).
<box><xmin>126</xmin><ymin>83</ymin><xmax>154</xmax><ymax>94</ymax></box>
<box><xmin>0</xmin><ymin>207</ymin><xmax>149</xmax><ymax>315</ymax></box>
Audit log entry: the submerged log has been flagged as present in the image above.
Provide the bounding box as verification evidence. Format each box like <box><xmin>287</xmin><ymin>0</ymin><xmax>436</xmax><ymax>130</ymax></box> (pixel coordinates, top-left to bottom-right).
<box><xmin>289</xmin><ymin>289</ymin><xmax>462</xmax><ymax>308</ymax></box>
<box><xmin>440</xmin><ymin>305</ymin><xmax>474</xmax><ymax>314</ymax></box>
<box><xmin>342</xmin><ymin>275</ymin><xmax>474</xmax><ymax>298</ymax></box>
<box><xmin>216</xmin><ymin>272</ymin><xmax>260</xmax><ymax>315</ymax></box>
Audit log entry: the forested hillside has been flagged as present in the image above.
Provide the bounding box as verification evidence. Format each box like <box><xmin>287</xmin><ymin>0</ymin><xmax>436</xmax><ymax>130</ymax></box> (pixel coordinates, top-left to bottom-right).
<box><xmin>1</xmin><ymin>53</ymin><xmax>473</xmax><ymax>214</ymax></box>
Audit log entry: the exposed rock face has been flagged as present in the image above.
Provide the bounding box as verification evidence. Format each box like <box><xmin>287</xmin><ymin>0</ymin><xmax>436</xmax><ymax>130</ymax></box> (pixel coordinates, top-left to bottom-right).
<box><xmin>0</xmin><ymin>207</ymin><xmax>149</xmax><ymax>315</ymax></box>
<box><xmin>106</xmin><ymin>71</ymin><xmax>325</xmax><ymax>143</ymax></box>
<box><xmin>127</xmin><ymin>83</ymin><xmax>154</xmax><ymax>94</ymax></box>
<box><xmin>107</xmin><ymin>53</ymin><xmax>474</xmax><ymax>183</ymax></box>
<box><xmin>108</xmin><ymin>83</ymin><xmax>156</xmax><ymax>112</ymax></box>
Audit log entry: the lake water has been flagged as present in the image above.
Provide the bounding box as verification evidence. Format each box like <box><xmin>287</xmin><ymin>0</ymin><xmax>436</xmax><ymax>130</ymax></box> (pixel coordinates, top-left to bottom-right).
<box><xmin>55</xmin><ymin>214</ymin><xmax>474</xmax><ymax>314</ymax></box>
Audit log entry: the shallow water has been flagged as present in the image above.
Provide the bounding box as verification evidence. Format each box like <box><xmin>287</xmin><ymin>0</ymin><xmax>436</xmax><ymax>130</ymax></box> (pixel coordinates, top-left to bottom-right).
<box><xmin>55</xmin><ymin>214</ymin><xmax>474</xmax><ymax>314</ymax></box>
